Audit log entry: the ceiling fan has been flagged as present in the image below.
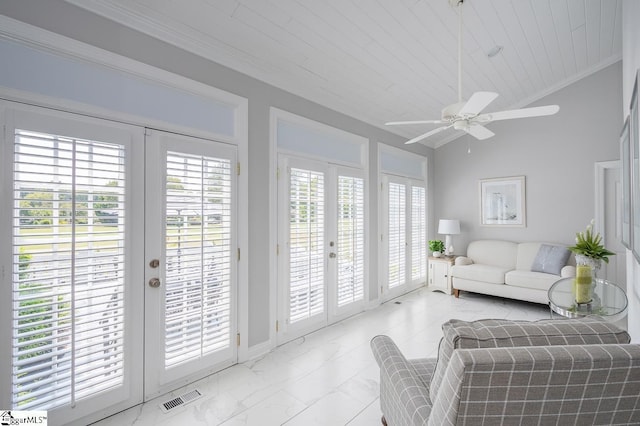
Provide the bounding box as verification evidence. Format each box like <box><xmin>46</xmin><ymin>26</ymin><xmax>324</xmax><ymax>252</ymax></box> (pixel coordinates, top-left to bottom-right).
<box><xmin>386</xmin><ymin>0</ymin><xmax>559</xmax><ymax>145</ymax></box>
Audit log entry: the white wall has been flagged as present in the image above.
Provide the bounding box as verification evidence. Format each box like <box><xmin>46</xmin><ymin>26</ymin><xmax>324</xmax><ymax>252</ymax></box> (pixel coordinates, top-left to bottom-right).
<box><xmin>622</xmin><ymin>0</ymin><xmax>640</xmax><ymax>342</ymax></box>
<box><xmin>434</xmin><ymin>62</ymin><xmax>622</xmax><ymax>252</ymax></box>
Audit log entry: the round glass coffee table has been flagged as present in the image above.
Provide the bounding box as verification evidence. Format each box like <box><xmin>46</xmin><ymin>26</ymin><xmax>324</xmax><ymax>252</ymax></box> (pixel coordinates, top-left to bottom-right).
<box><xmin>548</xmin><ymin>277</ymin><xmax>628</xmax><ymax>322</ymax></box>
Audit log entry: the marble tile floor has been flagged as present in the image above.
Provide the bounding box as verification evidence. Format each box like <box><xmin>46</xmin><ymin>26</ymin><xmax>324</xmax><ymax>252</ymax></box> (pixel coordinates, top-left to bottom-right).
<box><xmin>93</xmin><ymin>289</ymin><xmax>553</xmax><ymax>426</ymax></box>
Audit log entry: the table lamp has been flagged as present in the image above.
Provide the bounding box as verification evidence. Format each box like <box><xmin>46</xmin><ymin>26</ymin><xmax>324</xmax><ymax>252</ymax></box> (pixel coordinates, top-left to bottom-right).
<box><xmin>438</xmin><ymin>219</ymin><xmax>460</xmax><ymax>256</ymax></box>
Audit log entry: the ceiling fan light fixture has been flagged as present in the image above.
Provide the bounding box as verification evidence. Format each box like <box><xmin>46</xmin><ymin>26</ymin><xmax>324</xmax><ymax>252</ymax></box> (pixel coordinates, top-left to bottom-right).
<box><xmin>441</xmin><ymin>101</ymin><xmax>466</xmax><ymax>120</ymax></box>
<box><xmin>487</xmin><ymin>45</ymin><xmax>503</xmax><ymax>58</ymax></box>
<box><xmin>453</xmin><ymin>120</ymin><xmax>468</xmax><ymax>130</ymax></box>
<box><xmin>386</xmin><ymin>0</ymin><xmax>559</xmax><ymax>145</ymax></box>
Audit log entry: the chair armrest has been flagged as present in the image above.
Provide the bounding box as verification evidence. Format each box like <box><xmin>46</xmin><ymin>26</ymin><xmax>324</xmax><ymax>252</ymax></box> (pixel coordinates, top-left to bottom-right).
<box><xmin>561</xmin><ymin>265</ymin><xmax>576</xmax><ymax>277</ymax></box>
<box><xmin>371</xmin><ymin>335</ymin><xmax>432</xmax><ymax>426</ymax></box>
<box><xmin>454</xmin><ymin>256</ymin><xmax>473</xmax><ymax>266</ymax></box>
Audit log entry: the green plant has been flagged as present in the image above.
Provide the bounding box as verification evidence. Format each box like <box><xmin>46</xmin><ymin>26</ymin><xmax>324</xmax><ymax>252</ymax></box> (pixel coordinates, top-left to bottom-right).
<box><xmin>429</xmin><ymin>240</ymin><xmax>444</xmax><ymax>253</ymax></box>
<box><xmin>568</xmin><ymin>220</ymin><xmax>615</xmax><ymax>263</ymax></box>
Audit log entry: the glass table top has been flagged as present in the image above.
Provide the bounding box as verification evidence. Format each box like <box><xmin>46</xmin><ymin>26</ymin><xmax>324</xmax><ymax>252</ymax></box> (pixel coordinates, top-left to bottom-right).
<box><xmin>548</xmin><ymin>277</ymin><xmax>628</xmax><ymax>321</ymax></box>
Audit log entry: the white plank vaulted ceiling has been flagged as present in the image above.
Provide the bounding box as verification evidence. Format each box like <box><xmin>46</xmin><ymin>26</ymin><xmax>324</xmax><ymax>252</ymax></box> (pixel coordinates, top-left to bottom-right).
<box><xmin>67</xmin><ymin>0</ymin><xmax>622</xmax><ymax>148</ymax></box>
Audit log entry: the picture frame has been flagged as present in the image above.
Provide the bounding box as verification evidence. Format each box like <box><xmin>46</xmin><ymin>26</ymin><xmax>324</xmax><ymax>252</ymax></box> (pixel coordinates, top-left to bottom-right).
<box><xmin>631</xmin><ymin>70</ymin><xmax>640</xmax><ymax>264</ymax></box>
<box><xmin>621</xmin><ymin>115</ymin><xmax>631</xmax><ymax>249</ymax></box>
<box><xmin>479</xmin><ymin>176</ymin><xmax>526</xmax><ymax>227</ymax></box>
<box><xmin>630</xmin><ymin>69</ymin><xmax>640</xmax><ymax>300</ymax></box>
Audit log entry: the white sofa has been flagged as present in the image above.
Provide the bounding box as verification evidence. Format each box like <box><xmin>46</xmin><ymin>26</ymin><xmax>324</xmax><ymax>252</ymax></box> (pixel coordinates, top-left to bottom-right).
<box><xmin>451</xmin><ymin>240</ymin><xmax>576</xmax><ymax>305</ymax></box>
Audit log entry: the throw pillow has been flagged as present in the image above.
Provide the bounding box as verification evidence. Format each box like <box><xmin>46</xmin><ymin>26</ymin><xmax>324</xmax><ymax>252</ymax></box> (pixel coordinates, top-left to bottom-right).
<box><xmin>428</xmin><ymin>316</ymin><xmax>630</xmax><ymax>401</ymax></box>
<box><xmin>454</xmin><ymin>257</ymin><xmax>473</xmax><ymax>266</ymax></box>
<box><xmin>531</xmin><ymin>244</ymin><xmax>571</xmax><ymax>275</ymax></box>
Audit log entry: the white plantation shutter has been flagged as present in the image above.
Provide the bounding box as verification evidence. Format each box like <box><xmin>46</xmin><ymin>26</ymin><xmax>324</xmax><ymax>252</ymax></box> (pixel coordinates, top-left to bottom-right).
<box><xmin>12</xmin><ymin>129</ymin><xmax>126</xmax><ymax>410</ymax></box>
<box><xmin>164</xmin><ymin>152</ymin><xmax>232</xmax><ymax>368</ymax></box>
<box><xmin>289</xmin><ymin>168</ymin><xmax>325</xmax><ymax>323</ymax></box>
<box><xmin>411</xmin><ymin>185</ymin><xmax>426</xmax><ymax>281</ymax></box>
<box><xmin>337</xmin><ymin>175</ymin><xmax>364</xmax><ymax>307</ymax></box>
<box><xmin>388</xmin><ymin>182</ymin><xmax>406</xmax><ymax>289</ymax></box>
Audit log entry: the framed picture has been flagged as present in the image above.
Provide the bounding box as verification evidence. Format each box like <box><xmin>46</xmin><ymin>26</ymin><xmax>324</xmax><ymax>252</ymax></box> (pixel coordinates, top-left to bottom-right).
<box><xmin>479</xmin><ymin>176</ymin><xmax>526</xmax><ymax>227</ymax></box>
<box><xmin>621</xmin><ymin>115</ymin><xmax>631</xmax><ymax>249</ymax></box>
<box><xmin>631</xmin><ymin>69</ymin><xmax>640</xmax><ymax>300</ymax></box>
<box><xmin>631</xmin><ymin>70</ymin><xmax>640</xmax><ymax>264</ymax></box>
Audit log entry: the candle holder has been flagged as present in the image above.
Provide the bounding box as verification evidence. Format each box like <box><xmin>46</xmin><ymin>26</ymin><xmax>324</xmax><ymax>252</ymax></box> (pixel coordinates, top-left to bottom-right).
<box><xmin>574</xmin><ymin>263</ymin><xmax>594</xmax><ymax>304</ymax></box>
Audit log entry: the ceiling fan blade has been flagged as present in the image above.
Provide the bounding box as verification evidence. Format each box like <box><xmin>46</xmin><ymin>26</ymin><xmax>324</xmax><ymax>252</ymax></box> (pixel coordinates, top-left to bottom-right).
<box><xmin>464</xmin><ymin>124</ymin><xmax>495</xmax><ymax>140</ymax></box>
<box><xmin>386</xmin><ymin>119</ymin><xmax>445</xmax><ymax>126</ymax></box>
<box><xmin>458</xmin><ymin>92</ymin><xmax>499</xmax><ymax>116</ymax></box>
<box><xmin>479</xmin><ymin>105</ymin><xmax>560</xmax><ymax>122</ymax></box>
<box><xmin>405</xmin><ymin>125</ymin><xmax>453</xmax><ymax>144</ymax></box>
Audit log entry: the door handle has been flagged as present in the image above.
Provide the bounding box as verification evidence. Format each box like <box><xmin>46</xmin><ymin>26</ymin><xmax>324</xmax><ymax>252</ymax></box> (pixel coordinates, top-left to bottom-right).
<box><xmin>329</xmin><ymin>252</ymin><xmax>336</xmax><ymax>258</ymax></box>
<box><xmin>148</xmin><ymin>278</ymin><xmax>161</xmax><ymax>288</ymax></box>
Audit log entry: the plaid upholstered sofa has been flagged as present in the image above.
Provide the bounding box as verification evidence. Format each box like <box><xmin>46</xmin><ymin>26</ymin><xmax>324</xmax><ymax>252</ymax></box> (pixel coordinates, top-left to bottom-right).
<box><xmin>371</xmin><ymin>316</ymin><xmax>640</xmax><ymax>425</ymax></box>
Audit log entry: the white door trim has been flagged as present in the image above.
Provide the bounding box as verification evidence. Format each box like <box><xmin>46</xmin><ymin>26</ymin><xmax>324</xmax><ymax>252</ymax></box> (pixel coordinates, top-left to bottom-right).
<box><xmin>595</xmin><ymin>160</ymin><xmax>621</xmax><ymax>251</ymax></box>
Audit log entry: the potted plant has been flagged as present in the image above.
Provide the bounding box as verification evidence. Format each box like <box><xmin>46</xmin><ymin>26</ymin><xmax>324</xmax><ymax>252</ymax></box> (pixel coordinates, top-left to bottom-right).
<box><xmin>568</xmin><ymin>220</ymin><xmax>615</xmax><ymax>268</ymax></box>
<box><xmin>429</xmin><ymin>240</ymin><xmax>445</xmax><ymax>257</ymax></box>
<box><xmin>568</xmin><ymin>220</ymin><xmax>615</xmax><ymax>303</ymax></box>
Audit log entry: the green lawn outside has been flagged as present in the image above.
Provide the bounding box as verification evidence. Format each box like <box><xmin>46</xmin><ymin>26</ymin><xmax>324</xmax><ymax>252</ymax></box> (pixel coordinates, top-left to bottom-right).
<box><xmin>16</xmin><ymin>223</ymin><xmax>228</xmax><ymax>252</ymax></box>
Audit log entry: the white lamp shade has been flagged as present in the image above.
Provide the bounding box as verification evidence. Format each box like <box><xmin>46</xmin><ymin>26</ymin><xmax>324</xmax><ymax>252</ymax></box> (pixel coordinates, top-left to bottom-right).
<box><xmin>438</xmin><ymin>219</ymin><xmax>460</xmax><ymax>235</ymax></box>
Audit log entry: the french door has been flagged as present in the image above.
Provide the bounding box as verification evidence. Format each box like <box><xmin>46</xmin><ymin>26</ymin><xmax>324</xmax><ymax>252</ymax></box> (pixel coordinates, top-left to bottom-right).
<box><xmin>144</xmin><ymin>130</ymin><xmax>237</xmax><ymax>399</ymax></box>
<box><xmin>277</xmin><ymin>156</ymin><xmax>365</xmax><ymax>344</ymax></box>
<box><xmin>1</xmin><ymin>105</ymin><xmax>237</xmax><ymax>425</ymax></box>
<box><xmin>381</xmin><ymin>174</ymin><xmax>427</xmax><ymax>301</ymax></box>
<box><xmin>1</xmin><ymin>106</ymin><xmax>145</xmax><ymax>425</ymax></box>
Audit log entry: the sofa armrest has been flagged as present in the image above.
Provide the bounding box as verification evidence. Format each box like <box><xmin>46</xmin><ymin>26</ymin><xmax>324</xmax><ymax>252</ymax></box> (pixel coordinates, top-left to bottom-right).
<box><xmin>560</xmin><ymin>264</ymin><xmax>576</xmax><ymax>277</ymax></box>
<box><xmin>454</xmin><ymin>256</ymin><xmax>473</xmax><ymax>266</ymax></box>
<box><xmin>371</xmin><ymin>335</ymin><xmax>432</xmax><ymax>426</ymax></box>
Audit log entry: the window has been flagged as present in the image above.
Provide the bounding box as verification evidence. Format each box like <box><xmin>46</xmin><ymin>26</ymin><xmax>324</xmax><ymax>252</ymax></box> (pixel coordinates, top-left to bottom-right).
<box><xmin>383</xmin><ymin>176</ymin><xmax>427</xmax><ymax>297</ymax></box>
<box><xmin>288</xmin><ymin>168</ymin><xmax>325</xmax><ymax>323</ymax></box>
<box><xmin>411</xmin><ymin>185</ymin><xmax>427</xmax><ymax>281</ymax></box>
<box><xmin>337</xmin><ymin>175</ymin><xmax>365</xmax><ymax>306</ymax></box>
<box><xmin>387</xmin><ymin>182</ymin><xmax>406</xmax><ymax>289</ymax></box>
<box><xmin>164</xmin><ymin>152</ymin><xmax>233</xmax><ymax>367</ymax></box>
<box><xmin>12</xmin><ymin>129</ymin><xmax>126</xmax><ymax>410</ymax></box>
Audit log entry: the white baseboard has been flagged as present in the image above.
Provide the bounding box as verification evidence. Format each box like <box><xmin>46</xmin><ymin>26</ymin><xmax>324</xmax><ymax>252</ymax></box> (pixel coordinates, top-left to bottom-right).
<box><xmin>245</xmin><ymin>340</ymin><xmax>273</xmax><ymax>362</ymax></box>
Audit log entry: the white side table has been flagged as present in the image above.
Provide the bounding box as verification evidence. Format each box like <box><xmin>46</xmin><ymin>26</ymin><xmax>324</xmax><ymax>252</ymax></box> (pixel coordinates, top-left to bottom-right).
<box><xmin>428</xmin><ymin>256</ymin><xmax>457</xmax><ymax>294</ymax></box>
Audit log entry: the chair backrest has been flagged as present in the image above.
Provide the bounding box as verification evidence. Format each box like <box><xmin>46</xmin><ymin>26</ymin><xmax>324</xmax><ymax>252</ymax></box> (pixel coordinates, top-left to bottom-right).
<box><xmin>428</xmin><ymin>317</ymin><xmax>630</xmax><ymax>401</ymax></box>
<box><xmin>428</xmin><ymin>344</ymin><xmax>640</xmax><ymax>426</ymax></box>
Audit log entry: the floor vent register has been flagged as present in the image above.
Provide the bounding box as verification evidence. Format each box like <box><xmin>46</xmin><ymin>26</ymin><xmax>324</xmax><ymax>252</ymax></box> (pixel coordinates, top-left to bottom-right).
<box><xmin>160</xmin><ymin>389</ymin><xmax>203</xmax><ymax>413</ymax></box>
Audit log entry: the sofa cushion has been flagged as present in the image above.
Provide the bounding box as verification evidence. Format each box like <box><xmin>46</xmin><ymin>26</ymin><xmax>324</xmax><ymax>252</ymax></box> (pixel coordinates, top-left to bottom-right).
<box><xmin>504</xmin><ymin>269</ymin><xmax>562</xmax><ymax>291</ymax></box>
<box><xmin>466</xmin><ymin>240</ymin><xmax>518</xmax><ymax>269</ymax></box>
<box><xmin>530</xmin><ymin>244</ymin><xmax>571</xmax><ymax>275</ymax></box>
<box><xmin>429</xmin><ymin>316</ymin><xmax>630</xmax><ymax>400</ymax></box>
<box><xmin>514</xmin><ymin>242</ymin><xmax>543</xmax><ymax>270</ymax></box>
<box><xmin>450</xmin><ymin>264</ymin><xmax>508</xmax><ymax>284</ymax></box>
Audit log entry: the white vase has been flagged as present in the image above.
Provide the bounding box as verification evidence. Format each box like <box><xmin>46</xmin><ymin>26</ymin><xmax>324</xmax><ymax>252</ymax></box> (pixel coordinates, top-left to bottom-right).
<box><xmin>433</xmin><ymin>251</ymin><xmax>442</xmax><ymax>258</ymax></box>
<box><xmin>575</xmin><ymin>254</ymin><xmax>601</xmax><ymax>276</ymax></box>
